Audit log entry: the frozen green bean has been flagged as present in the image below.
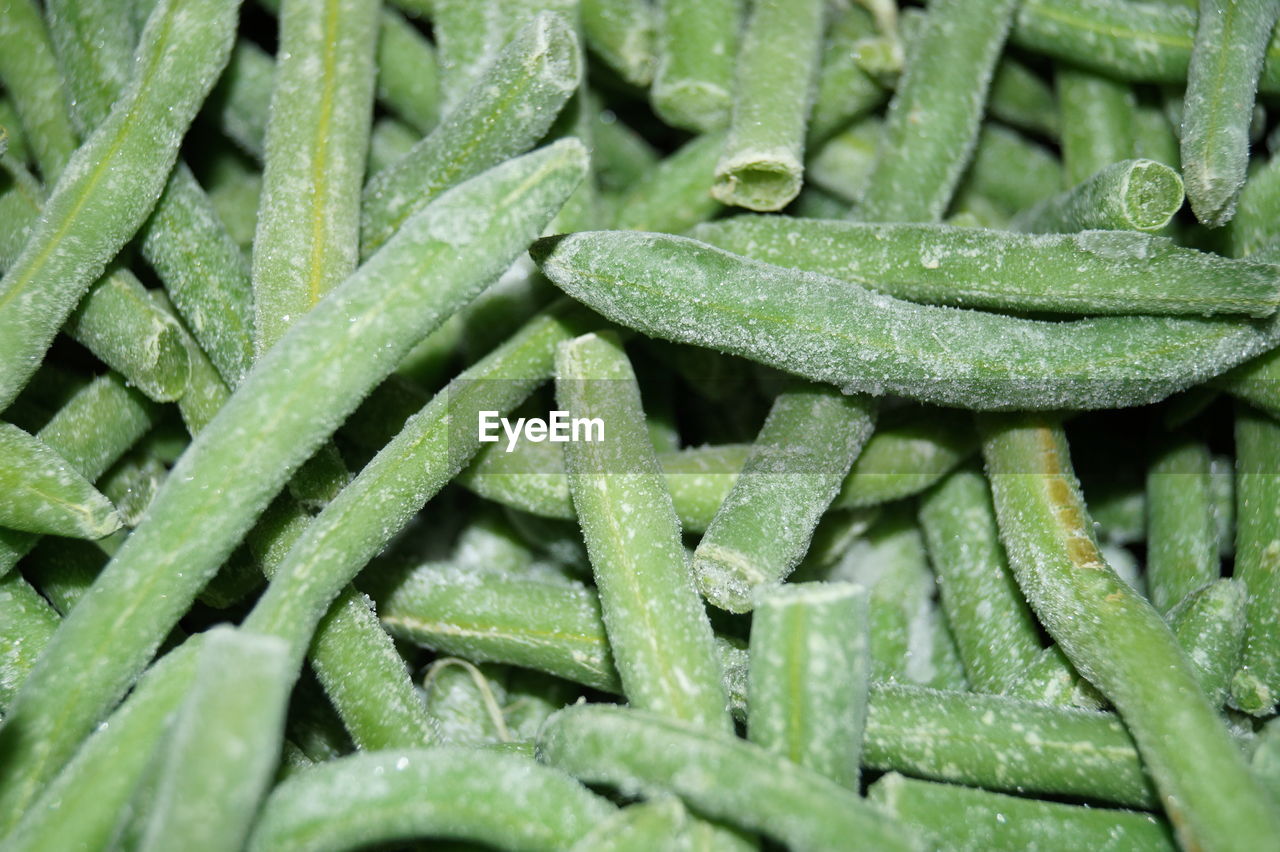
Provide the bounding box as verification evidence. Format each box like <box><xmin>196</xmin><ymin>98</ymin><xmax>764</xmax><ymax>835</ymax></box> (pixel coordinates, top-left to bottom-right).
<box><xmin>0</xmin><ymin>141</ymin><xmax>585</xmax><ymax>828</ymax></box>
<box><xmin>556</xmin><ymin>331</ymin><xmax>731</xmax><ymax>732</ymax></box>
<box><xmin>590</xmin><ymin>107</ymin><xmax>658</xmax><ymax>195</ymax></box>
<box><xmin>650</xmin><ymin>0</ymin><xmax>741</xmax><ymax>132</ymax></box>
<box><xmin>0</xmin><ymin>571</ymin><xmax>59</xmax><ymax>713</ymax></box>
<box><xmin>1227</xmin><ymin>153</ymin><xmax>1280</xmax><ymax>257</ymax></box>
<box><xmin>1145</xmin><ymin>438</ymin><xmax>1219</xmax><ymax>614</ymax></box>
<box><xmin>806</xmin><ymin>118</ymin><xmax>880</xmax><ymax>205</ymax></box>
<box><xmin>569</xmin><ymin>798</ymin><xmax>691</xmax><ymax>852</ymax></box>
<box><xmin>43</xmin><ymin>0</ymin><xmax>134</xmax><ymax>134</ymax></box>
<box><xmin>807</xmin><ymin>4</ymin><xmax>885</xmax><ymax>145</ymax></box>
<box><xmin>1167</xmin><ymin>578</ymin><xmax>1247</xmax><ymax>709</ymax></box>
<box><xmin>375</xmin><ymin>9</ymin><xmax>441</xmax><ymax>135</ymax></box>
<box><xmin>0</xmin><ymin>98</ymin><xmax>31</xmax><ymax>164</ymax></box>
<box><xmin>539</xmin><ymin>703</ymin><xmax>923</xmax><ymax>852</ymax></box>
<box><xmin>1057</xmin><ymin>67</ymin><xmax>1135</xmax><ymax>186</ymax></box>
<box><xmin>711</xmin><ymin>0</ymin><xmax>824</xmax><ymax>211</ymax></box>
<box><xmin>1232</xmin><ymin>403</ymin><xmax>1280</xmax><ymax>715</ymax></box>
<box><xmin>612</xmin><ymin>130</ymin><xmax>724</xmax><ymax>234</ymax></box>
<box><xmin>367</xmin><ymin>115</ymin><xmax>418</xmax><ymax>175</ymax></box>
<box><xmin>747</xmin><ymin>582</ymin><xmax>870</xmax><ymax>789</ymax></box>
<box><xmin>537</xmin><ymin>229</ymin><xmax>1280</xmax><ymax>409</ymax></box>
<box><xmin>989</xmin><ymin>59</ymin><xmax>1059</xmax><ymax>140</ymax></box>
<box><xmin>133</xmin><ymin>628</ymin><xmax>291</xmax><ymax>852</ymax></box>
<box><xmin>1181</xmin><ymin>0</ymin><xmax>1280</xmax><ymax>227</ymax></box>
<box><xmin>1004</xmin><ymin>644</ymin><xmax>1105</xmax><ymax>709</ymax></box>
<box><xmin>869</xmin><ymin>773</ymin><xmax>1176</xmax><ymax>852</ymax></box>
<box><xmin>1011</xmin><ymin>158</ymin><xmax>1184</xmax><ymax>234</ymax></box>
<box><xmin>0</xmin><ymin>422</ymin><xmax>119</xmax><ymax>538</ymax></box>
<box><xmin>208</xmin><ymin>39</ymin><xmax>273</xmax><ymax>159</ymax></box>
<box><xmin>833</xmin><ymin>412</ymin><xmax>976</xmax><ymax>508</ymax></box>
<box><xmin>700</xmin><ymin>215</ymin><xmax>1279</xmax><ymax>317</ymax></box>
<box><xmin>857</xmin><ymin>0</ymin><xmax>1019</xmax><ymax>222</ymax></box>
<box><xmin>361</xmin><ymin>11</ymin><xmax>581</xmax><ymax>256</ymax></box>
<box><xmin>0</xmin><ymin>0</ymin><xmax>76</xmax><ymax>180</ymax></box>
<box><xmin>247</xmin><ymin>747</ymin><xmax>617</xmax><ymax>852</ymax></box>
<box><xmin>693</xmin><ymin>384</ymin><xmax>874</xmax><ymax>612</ymax></box>
<box><xmin>0</xmin><ymin>0</ymin><xmax>237</xmax><ymax>410</ymax></box>
<box><xmin>954</xmin><ymin>124</ymin><xmax>1062</xmax><ymax>216</ymax></box>
<box><xmin>980</xmin><ymin>414</ymin><xmax>1280</xmax><ymax>851</ymax></box>
<box><xmin>21</xmin><ymin>536</ymin><xmax>106</xmax><ymax>615</ymax></box>
<box><xmin>252</xmin><ymin>0</ymin><xmax>378</xmax><ymax>356</ymax></box>
<box><xmin>581</xmin><ymin>0</ymin><xmax>654</xmax><ymax>86</ymax></box>
<box><xmin>99</xmin><ymin>448</ymin><xmax>166</xmax><ymax>527</ymax></box>
<box><xmin>919</xmin><ymin>466</ymin><xmax>1044</xmax><ymax>693</ymax></box>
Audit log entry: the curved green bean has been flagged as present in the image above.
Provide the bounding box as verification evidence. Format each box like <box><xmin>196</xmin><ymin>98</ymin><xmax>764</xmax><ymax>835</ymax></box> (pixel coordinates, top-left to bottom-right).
<box><xmin>1012</xmin><ymin>158</ymin><xmax>1184</xmax><ymax>234</ymax></box>
<box><xmin>869</xmin><ymin>773</ymin><xmax>1176</xmax><ymax>852</ymax></box>
<box><xmin>534</xmin><ymin>229</ymin><xmax>1280</xmax><ymax>411</ymax></box>
<box><xmin>1167</xmin><ymin>578</ymin><xmax>1247</xmax><ymax>709</ymax></box>
<box><xmin>556</xmin><ymin>331</ymin><xmax>731</xmax><ymax>733</ymax></box>
<box><xmin>0</xmin><ymin>0</ymin><xmax>237</xmax><ymax>410</ymax></box>
<box><xmin>693</xmin><ymin>216</ymin><xmax>1278</xmax><ymax>317</ymax></box>
<box><xmin>1180</xmin><ymin>0</ymin><xmax>1280</xmax><ymax>227</ymax></box>
<box><xmin>538</xmin><ymin>703</ymin><xmax>923</xmax><ymax>852</ymax></box>
<box><xmin>650</xmin><ymin>0</ymin><xmax>741</xmax><ymax>132</ymax></box>
<box><xmin>0</xmin><ymin>141</ymin><xmax>586</xmax><ymax>828</ymax></box>
<box><xmin>569</xmin><ymin>798</ymin><xmax>691</xmax><ymax>852</ymax></box>
<box><xmin>980</xmin><ymin>414</ymin><xmax>1280</xmax><ymax>851</ymax></box>
<box><xmin>0</xmin><ymin>422</ymin><xmax>119</xmax><ymax>538</ymax></box>
<box><xmin>247</xmin><ymin>747</ymin><xmax>617</xmax><ymax>852</ymax></box>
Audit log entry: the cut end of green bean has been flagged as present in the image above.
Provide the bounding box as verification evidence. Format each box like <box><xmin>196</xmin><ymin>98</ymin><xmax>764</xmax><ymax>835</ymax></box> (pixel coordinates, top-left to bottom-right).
<box><xmin>651</xmin><ymin>80</ymin><xmax>733</xmax><ymax>134</ymax></box>
<box><xmin>1123</xmin><ymin>159</ymin><xmax>1185</xmax><ymax>231</ymax></box>
<box><xmin>711</xmin><ymin>154</ymin><xmax>803</xmax><ymax>212</ymax></box>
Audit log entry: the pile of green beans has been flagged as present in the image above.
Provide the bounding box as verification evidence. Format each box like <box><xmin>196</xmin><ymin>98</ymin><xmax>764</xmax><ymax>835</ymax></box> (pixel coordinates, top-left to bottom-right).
<box><xmin>2</xmin><ymin>0</ymin><xmax>1280</xmax><ymax>849</ymax></box>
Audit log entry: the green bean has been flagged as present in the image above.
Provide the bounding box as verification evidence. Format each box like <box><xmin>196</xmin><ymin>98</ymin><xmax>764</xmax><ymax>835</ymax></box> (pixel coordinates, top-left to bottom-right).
<box><xmin>0</xmin><ymin>155</ymin><xmax>39</xmax><ymax>263</ymax></box>
<box><xmin>581</xmin><ymin>0</ymin><xmax>654</xmax><ymax>86</ymax></box>
<box><xmin>539</xmin><ymin>703</ymin><xmax>923</xmax><ymax>852</ymax></box>
<box><xmin>1057</xmin><ymin>68</ymin><xmax>1135</xmax><ymax>187</ymax></box>
<box><xmin>989</xmin><ymin>59</ymin><xmax>1059</xmax><ymax>140</ymax></box>
<box><xmin>423</xmin><ymin>659</ymin><xmax>511</xmax><ymax>746</ymax></box>
<box><xmin>0</xmin><ymin>141</ymin><xmax>586</xmax><ymax>827</ymax></box>
<box><xmin>953</xmin><ymin>124</ymin><xmax>1062</xmax><ymax>216</ymax></box>
<box><xmin>591</xmin><ymin>107</ymin><xmax>658</xmax><ymax>195</ymax></box>
<box><xmin>1</xmin><ymin>636</ymin><xmax>206</xmax><ymax>852</ymax></box>
<box><xmin>43</xmin><ymin>0</ymin><xmax>134</xmax><ymax>134</ymax></box>
<box><xmin>132</xmin><ymin>627</ymin><xmax>291</xmax><ymax>852</ymax></box>
<box><xmin>693</xmin><ymin>385</ymin><xmax>874</xmax><ymax>612</ymax></box>
<box><xmin>375</xmin><ymin>9</ymin><xmax>441</xmax><ymax>135</ymax></box>
<box><xmin>207</xmin><ymin>39</ymin><xmax>274</xmax><ymax>159</ymax></box>
<box><xmin>0</xmin><ymin>97</ymin><xmax>32</xmax><ymax>164</ymax></box>
<box><xmin>711</xmin><ymin>0</ymin><xmax>824</xmax><ymax>212</ymax></box>
<box><xmin>807</xmin><ymin>4</ymin><xmax>885</xmax><ymax>146</ymax></box>
<box><xmin>99</xmin><ymin>448</ymin><xmax>166</xmax><ymax>527</ymax></box>
<box><xmin>747</xmin><ymin>582</ymin><xmax>870</xmax><ymax>789</ymax></box>
<box><xmin>1227</xmin><ymin>153</ymin><xmax>1280</xmax><ymax>258</ymax></box>
<box><xmin>360</xmin><ymin>11</ymin><xmax>581</xmax><ymax>257</ymax></box>
<box><xmin>0</xmin><ymin>0</ymin><xmax>238</xmax><ymax>411</ymax></box>
<box><xmin>650</xmin><ymin>0</ymin><xmax>741</xmax><ymax>132</ymax></box>
<box><xmin>536</xmin><ymin>229</ymin><xmax>1280</xmax><ymax>411</ymax></box>
<box><xmin>0</xmin><ymin>571</ymin><xmax>59</xmax><ymax>713</ymax></box>
<box><xmin>806</xmin><ymin>118</ymin><xmax>880</xmax><ymax>205</ymax></box>
<box><xmin>919</xmin><ymin>466</ymin><xmax>1044</xmax><ymax>693</ymax></box>
<box><xmin>366</xmin><ymin>115</ymin><xmax>417</xmax><ymax>175</ymax></box>
<box><xmin>612</xmin><ymin>130</ymin><xmax>724</xmax><ymax>234</ymax></box>
<box><xmin>1011</xmin><ymin>159</ymin><xmax>1184</xmax><ymax>234</ymax></box>
<box><xmin>569</xmin><ymin>798</ymin><xmax>691</xmax><ymax>852</ymax></box>
<box><xmin>202</xmin><ymin>147</ymin><xmax>261</xmax><ymax>252</ymax></box>
<box><xmin>21</xmin><ymin>536</ymin><xmax>106</xmax><ymax>615</ymax></box>
<box><xmin>869</xmin><ymin>773</ymin><xmax>1177</xmax><ymax>852</ymax></box>
<box><xmin>0</xmin><ymin>0</ymin><xmax>76</xmax><ymax>180</ymax></box>
<box><xmin>1181</xmin><ymin>0</ymin><xmax>1280</xmax><ymax>227</ymax></box>
<box><xmin>0</xmin><ymin>423</ymin><xmax>119</xmax><ymax>538</ymax></box>
<box><xmin>1004</xmin><ymin>644</ymin><xmax>1105</xmax><ymax>709</ymax></box>
<box><xmin>980</xmin><ymin>414</ymin><xmax>1280</xmax><ymax>851</ymax></box>
<box><xmin>696</xmin><ymin>215</ymin><xmax>1275</xmax><ymax>317</ymax></box>
<box><xmin>1133</xmin><ymin>100</ymin><xmax>1181</xmax><ymax>171</ymax></box>
<box><xmin>1253</xmin><ymin>718</ymin><xmax>1280</xmax><ymax>803</ymax></box>
<box><xmin>834</xmin><ymin>412</ymin><xmax>977</xmax><ymax>507</ymax></box>
<box><xmin>1145</xmin><ymin>438</ymin><xmax>1219</xmax><ymax>614</ymax></box>
<box><xmin>252</xmin><ymin>0</ymin><xmax>378</xmax><ymax>356</ymax></box>
<box><xmin>556</xmin><ymin>331</ymin><xmax>732</xmax><ymax>732</ymax></box>
<box><xmin>857</xmin><ymin>0</ymin><xmax>1019</xmax><ymax>222</ymax></box>
<box><xmin>1231</xmin><ymin>403</ymin><xmax>1280</xmax><ymax>715</ymax></box>
<box><xmin>1167</xmin><ymin>578</ymin><xmax>1247</xmax><ymax>709</ymax></box>
<box><xmin>247</xmin><ymin>747</ymin><xmax>616</xmax><ymax>852</ymax></box>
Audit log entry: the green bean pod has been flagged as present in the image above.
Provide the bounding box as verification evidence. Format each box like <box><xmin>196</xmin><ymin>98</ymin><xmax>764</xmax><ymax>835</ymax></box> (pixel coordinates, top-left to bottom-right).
<box><xmin>1181</xmin><ymin>0</ymin><xmax>1280</xmax><ymax>227</ymax></box>
<box><xmin>869</xmin><ymin>773</ymin><xmax>1177</xmax><ymax>852</ymax></box>
<box><xmin>953</xmin><ymin>124</ymin><xmax>1062</xmax><ymax>217</ymax></box>
<box><xmin>1004</xmin><ymin>644</ymin><xmax>1105</xmax><ymax>710</ymax></box>
<box><xmin>581</xmin><ymin>0</ymin><xmax>654</xmax><ymax>86</ymax></box>
<box><xmin>989</xmin><ymin>58</ymin><xmax>1059</xmax><ymax>140</ymax></box>
<box><xmin>0</xmin><ymin>0</ymin><xmax>77</xmax><ymax>180</ymax></box>
<box><xmin>711</xmin><ymin>0</ymin><xmax>824</xmax><ymax>212</ymax></box>
<box><xmin>1227</xmin><ymin>153</ymin><xmax>1280</xmax><ymax>258</ymax></box>
<box><xmin>1253</xmin><ymin>718</ymin><xmax>1280</xmax><ymax>803</ymax></box>
<box><xmin>0</xmin><ymin>572</ymin><xmax>59</xmax><ymax>714</ymax></box>
<box><xmin>980</xmin><ymin>414</ymin><xmax>1280</xmax><ymax>851</ymax></box>
<box><xmin>1012</xmin><ymin>159</ymin><xmax>1184</xmax><ymax>234</ymax></box>
<box><xmin>612</xmin><ymin>130</ymin><xmax>724</xmax><ymax>234</ymax></box>
<box><xmin>693</xmin><ymin>385</ymin><xmax>874</xmax><ymax>613</ymax></box>
<box><xmin>694</xmin><ymin>216</ymin><xmax>1279</xmax><ymax>317</ymax></box>
<box><xmin>132</xmin><ymin>628</ymin><xmax>291</xmax><ymax>852</ymax></box>
<box><xmin>208</xmin><ymin>39</ymin><xmax>273</xmax><ymax>159</ymax></box>
<box><xmin>806</xmin><ymin>118</ymin><xmax>880</xmax><ymax>205</ymax></box>
<box><xmin>535</xmin><ymin>229</ymin><xmax>1280</xmax><ymax>411</ymax></box>
<box><xmin>248</xmin><ymin>747</ymin><xmax>615</xmax><ymax>852</ymax></box>
<box><xmin>43</xmin><ymin>0</ymin><xmax>134</xmax><ymax>133</ymax></box>
<box><xmin>858</xmin><ymin>0</ymin><xmax>1019</xmax><ymax>222</ymax></box>
<box><xmin>0</xmin><ymin>0</ymin><xmax>238</xmax><ymax>410</ymax></box>
<box><xmin>539</xmin><ymin>703</ymin><xmax>923</xmax><ymax>852</ymax></box>
<box><xmin>556</xmin><ymin>331</ymin><xmax>732</xmax><ymax>733</ymax></box>
<box><xmin>807</xmin><ymin>4</ymin><xmax>884</xmax><ymax>145</ymax></box>
<box><xmin>0</xmin><ymin>423</ymin><xmax>119</xmax><ymax>538</ymax></box>
<box><xmin>1057</xmin><ymin>67</ymin><xmax>1135</xmax><ymax>186</ymax></box>
<box><xmin>375</xmin><ymin>9</ymin><xmax>442</xmax><ymax>134</ymax></box>
<box><xmin>747</xmin><ymin>582</ymin><xmax>870</xmax><ymax>789</ymax></box>
<box><xmin>1167</xmin><ymin>578</ymin><xmax>1248</xmax><ymax>709</ymax></box>
<box><xmin>1145</xmin><ymin>438</ymin><xmax>1219</xmax><ymax>614</ymax></box>
<box><xmin>919</xmin><ymin>466</ymin><xmax>1044</xmax><ymax>693</ymax></box>
<box><xmin>650</xmin><ymin>0</ymin><xmax>742</xmax><ymax>132</ymax></box>
<box><xmin>569</xmin><ymin>798</ymin><xmax>691</xmax><ymax>852</ymax></box>
<box><xmin>0</xmin><ymin>141</ymin><xmax>586</xmax><ymax>828</ymax></box>
<box><xmin>360</xmin><ymin>11</ymin><xmax>581</xmax><ymax>257</ymax></box>
<box><xmin>1231</xmin><ymin>403</ymin><xmax>1280</xmax><ymax>715</ymax></box>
